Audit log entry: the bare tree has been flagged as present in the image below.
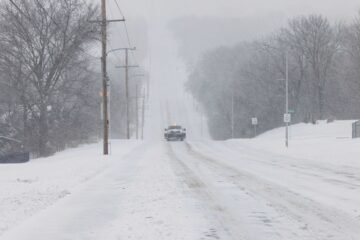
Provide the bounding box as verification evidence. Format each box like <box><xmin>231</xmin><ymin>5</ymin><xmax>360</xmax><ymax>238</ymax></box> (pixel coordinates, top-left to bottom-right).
<box><xmin>187</xmin><ymin>14</ymin><xmax>354</xmax><ymax>140</ymax></box>
<box><xmin>282</xmin><ymin>15</ymin><xmax>341</xmax><ymax>120</ymax></box>
<box><xmin>0</xmin><ymin>0</ymin><xmax>99</xmax><ymax>156</ymax></box>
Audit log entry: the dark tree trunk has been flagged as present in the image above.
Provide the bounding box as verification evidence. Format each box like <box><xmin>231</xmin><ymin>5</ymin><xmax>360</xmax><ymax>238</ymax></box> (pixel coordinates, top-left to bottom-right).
<box><xmin>38</xmin><ymin>105</ymin><xmax>50</xmax><ymax>157</ymax></box>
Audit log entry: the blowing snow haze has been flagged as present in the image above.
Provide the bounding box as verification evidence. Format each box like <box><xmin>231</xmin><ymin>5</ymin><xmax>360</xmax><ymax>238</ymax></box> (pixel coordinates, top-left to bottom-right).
<box><xmin>2</xmin><ymin>0</ymin><xmax>360</xmax><ymax>239</ymax></box>
<box><xmin>110</xmin><ymin>0</ymin><xmax>359</xmax><ymax>19</ymax></box>
<box><xmin>103</xmin><ymin>0</ymin><xmax>360</xmax><ymax>64</ymax></box>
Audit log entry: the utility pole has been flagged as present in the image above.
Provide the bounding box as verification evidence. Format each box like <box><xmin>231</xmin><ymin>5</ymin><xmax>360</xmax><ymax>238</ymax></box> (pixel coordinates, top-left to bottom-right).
<box><xmin>132</xmin><ymin>74</ymin><xmax>145</xmax><ymax>140</ymax></box>
<box><xmin>12</xmin><ymin>0</ymin><xmax>125</xmax><ymax>156</ymax></box>
<box><xmin>135</xmin><ymin>84</ymin><xmax>139</xmax><ymax>139</ymax></box>
<box><xmin>231</xmin><ymin>91</ymin><xmax>234</xmax><ymax>138</ymax></box>
<box><xmin>94</xmin><ymin>1</ymin><xmax>124</xmax><ymax>155</ymax></box>
<box><xmin>285</xmin><ymin>51</ymin><xmax>289</xmax><ymax>148</ymax></box>
<box><xmin>125</xmin><ymin>48</ymin><xmax>130</xmax><ymax>139</ymax></box>
<box><xmin>277</xmin><ymin>52</ymin><xmax>290</xmax><ymax>148</ymax></box>
<box><xmin>147</xmin><ymin>77</ymin><xmax>150</xmax><ymax>100</ymax></box>
<box><xmin>115</xmin><ymin>48</ymin><xmax>138</xmax><ymax>139</ymax></box>
<box><xmin>200</xmin><ymin>110</ymin><xmax>203</xmax><ymax>139</ymax></box>
<box><xmin>141</xmin><ymin>87</ymin><xmax>145</xmax><ymax>140</ymax></box>
<box><xmin>101</xmin><ymin>0</ymin><xmax>108</xmax><ymax>155</ymax></box>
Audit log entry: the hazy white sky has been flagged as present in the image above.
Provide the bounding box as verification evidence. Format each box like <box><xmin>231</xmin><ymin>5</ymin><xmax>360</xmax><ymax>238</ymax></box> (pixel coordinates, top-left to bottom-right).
<box><xmin>113</xmin><ymin>0</ymin><xmax>360</xmax><ymax>21</ymax></box>
<box><xmin>100</xmin><ymin>0</ymin><xmax>360</xmax><ymax>71</ymax></box>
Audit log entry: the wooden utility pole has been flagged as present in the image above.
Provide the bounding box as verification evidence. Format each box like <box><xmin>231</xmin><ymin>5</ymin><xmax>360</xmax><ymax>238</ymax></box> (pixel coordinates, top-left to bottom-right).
<box><xmin>141</xmin><ymin>88</ymin><xmax>145</xmax><ymax>140</ymax></box>
<box><xmin>94</xmin><ymin>1</ymin><xmax>125</xmax><ymax>155</ymax></box>
<box><xmin>133</xmin><ymin>74</ymin><xmax>145</xmax><ymax>140</ymax></box>
<box><xmin>125</xmin><ymin>48</ymin><xmax>130</xmax><ymax>139</ymax></box>
<box><xmin>285</xmin><ymin>51</ymin><xmax>289</xmax><ymax>148</ymax></box>
<box><xmin>231</xmin><ymin>90</ymin><xmax>234</xmax><ymax>138</ymax></box>
<box><xmin>115</xmin><ymin>48</ymin><xmax>137</xmax><ymax>139</ymax></box>
<box><xmin>124</xmin><ymin>48</ymin><xmax>138</xmax><ymax>139</ymax></box>
<box><xmin>135</xmin><ymin>84</ymin><xmax>139</xmax><ymax>139</ymax></box>
<box><xmin>101</xmin><ymin>0</ymin><xmax>109</xmax><ymax>155</ymax></box>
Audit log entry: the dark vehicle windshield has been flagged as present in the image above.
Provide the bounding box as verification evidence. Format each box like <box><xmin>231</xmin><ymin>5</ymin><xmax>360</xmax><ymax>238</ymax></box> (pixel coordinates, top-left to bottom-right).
<box><xmin>168</xmin><ymin>126</ymin><xmax>181</xmax><ymax>130</ymax></box>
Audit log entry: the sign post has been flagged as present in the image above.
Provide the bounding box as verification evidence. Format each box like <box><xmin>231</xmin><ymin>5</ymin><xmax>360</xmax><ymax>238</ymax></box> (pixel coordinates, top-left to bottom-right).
<box><xmin>251</xmin><ymin>117</ymin><xmax>258</xmax><ymax>138</ymax></box>
<box><xmin>284</xmin><ymin>113</ymin><xmax>291</xmax><ymax>123</ymax></box>
<box><xmin>284</xmin><ymin>113</ymin><xmax>291</xmax><ymax>147</ymax></box>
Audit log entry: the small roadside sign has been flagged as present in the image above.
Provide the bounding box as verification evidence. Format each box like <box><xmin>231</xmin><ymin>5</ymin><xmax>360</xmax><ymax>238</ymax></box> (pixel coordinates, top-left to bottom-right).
<box><xmin>284</xmin><ymin>113</ymin><xmax>291</xmax><ymax>123</ymax></box>
<box><xmin>251</xmin><ymin>117</ymin><xmax>258</xmax><ymax>125</ymax></box>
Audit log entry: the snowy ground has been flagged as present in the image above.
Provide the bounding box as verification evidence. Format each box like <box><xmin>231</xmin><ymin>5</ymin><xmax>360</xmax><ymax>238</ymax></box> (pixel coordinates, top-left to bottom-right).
<box><xmin>2</xmin><ymin>120</ymin><xmax>360</xmax><ymax>239</ymax></box>
<box><xmin>1</xmin><ymin>21</ymin><xmax>360</xmax><ymax>240</ymax></box>
<box><xmin>0</xmin><ymin>141</ymin><xmax>141</xmax><ymax>238</ymax></box>
<box><xmin>188</xmin><ymin>120</ymin><xmax>360</xmax><ymax>239</ymax></box>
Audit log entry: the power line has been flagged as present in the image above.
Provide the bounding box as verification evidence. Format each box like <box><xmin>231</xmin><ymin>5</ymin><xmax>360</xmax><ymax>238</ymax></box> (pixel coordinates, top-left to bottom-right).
<box><xmin>107</xmin><ymin>6</ymin><xmax>127</xmax><ymax>63</ymax></box>
<box><xmin>82</xmin><ymin>51</ymin><xmax>100</xmax><ymax>60</ymax></box>
<box><xmin>108</xmin><ymin>42</ymin><xmax>123</xmax><ymax>63</ymax></box>
<box><xmin>113</xmin><ymin>0</ymin><xmax>125</xmax><ymax>19</ymax></box>
<box><xmin>112</xmin><ymin>0</ymin><xmax>139</xmax><ymax>65</ymax></box>
<box><xmin>123</xmin><ymin>22</ymin><xmax>134</xmax><ymax>49</ymax></box>
<box><xmin>77</xmin><ymin>46</ymin><xmax>107</xmax><ymax>62</ymax></box>
<box><xmin>124</xmin><ymin>21</ymin><xmax>139</xmax><ymax>65</ymax></box>
<box><xmin>112</xmin><ymin>0</ymin><xmax>129</xmax><ymax>48</ymax></box>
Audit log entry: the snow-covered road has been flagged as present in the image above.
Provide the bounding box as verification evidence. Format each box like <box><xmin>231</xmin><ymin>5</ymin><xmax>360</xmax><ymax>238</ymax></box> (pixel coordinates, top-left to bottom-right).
<box><xmin>182</xmin><ymin>140</ymin><xmax>360</xmax><ymax>239</ymax></box>
<box><xmin>2</xmin><ymin>137</ymin><xmax>360</xmax><ymax>240</ymax></box>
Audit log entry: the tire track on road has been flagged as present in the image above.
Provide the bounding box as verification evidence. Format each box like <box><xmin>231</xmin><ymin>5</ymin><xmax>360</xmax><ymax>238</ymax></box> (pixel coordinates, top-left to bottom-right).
<box><xmin>166</xmin><ymin>142</ymin><xmax>238</xmax><ymax>240</ymax></box>
<box><xmin>185</xmin><ymin>142</ymin><xmax>360</xmax><ymax>240</ymax></box>
<box><xmin>212</xmin><ymin>142</ymin><xmax>360</xmax><ymax>187</ymax></box>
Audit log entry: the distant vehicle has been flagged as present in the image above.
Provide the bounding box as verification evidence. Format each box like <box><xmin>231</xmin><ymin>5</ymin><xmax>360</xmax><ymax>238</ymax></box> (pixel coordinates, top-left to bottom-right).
<box><xmin>164</xmin><ymin>125</ymin><xmax>186</xmax><ymax>141</ymax></box>
<box><xmin>0</xmin><ymin>136</ymin><xmax>30</xmax><ymax>164</ymax></box>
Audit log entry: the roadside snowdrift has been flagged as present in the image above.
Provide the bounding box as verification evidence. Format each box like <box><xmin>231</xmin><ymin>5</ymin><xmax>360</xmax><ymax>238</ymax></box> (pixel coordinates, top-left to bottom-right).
<box><xmin>0</xmin><ymin>140</ymin><xmax>141</xmax><ymax>236</ymax></box>
<box><xmin>186</xmin><ymin>120</ymin><xmax>360</xmax><ymax>239</ymax></box>
<box><xmin>225</xmin><ymin>120</ymin><xmax>360</xmax><ymax>166</ymax></box>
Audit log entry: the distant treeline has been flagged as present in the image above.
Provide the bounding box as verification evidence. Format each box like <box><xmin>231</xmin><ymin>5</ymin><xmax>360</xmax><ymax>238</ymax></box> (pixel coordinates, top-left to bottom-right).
<box><xmin>187</xmin><ymin>13</ymin><xmax>360</xmax><ymax>139</ymax></box>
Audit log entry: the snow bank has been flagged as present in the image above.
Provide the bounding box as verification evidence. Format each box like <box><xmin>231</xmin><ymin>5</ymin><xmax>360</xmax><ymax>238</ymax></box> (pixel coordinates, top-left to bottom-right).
<box><xmin>222</xmin><ymin>120</ymin><xmax>360</xmax><ymax>167</ymax></box>
<box><xmin>0</xmin><ymin>140</ymin><xmax>141</xmax><ymax>236</ymax></box>
<box><xmin>186</xmin><ymin>120</ymin><xmax>360</xmax><ymax>239</ymax></box>
<box><xmin>258</xmin><ymin>120</ymin><xmax>356</xmax><ymax>140</ymax></box>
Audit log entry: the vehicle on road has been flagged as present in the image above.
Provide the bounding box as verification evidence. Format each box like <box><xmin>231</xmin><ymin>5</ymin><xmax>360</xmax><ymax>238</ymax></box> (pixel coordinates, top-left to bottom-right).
<box><xmin>164</xmin><ymin>125</ymin><xmax>186</xmax><ymax>141</ymax></box>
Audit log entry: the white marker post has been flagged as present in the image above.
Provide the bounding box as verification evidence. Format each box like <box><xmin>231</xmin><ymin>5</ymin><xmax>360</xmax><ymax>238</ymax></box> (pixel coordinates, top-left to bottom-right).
<box><xmin>251</xmin><ymin>117</ymin><xmax>258</xmax><ymax>138</ymax></box>
<box><xmin>284</xmin><ymin>113</ymin><xmax>291</xmax><ymax>147</ymax></box>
